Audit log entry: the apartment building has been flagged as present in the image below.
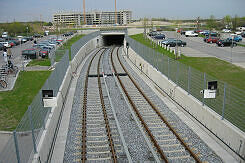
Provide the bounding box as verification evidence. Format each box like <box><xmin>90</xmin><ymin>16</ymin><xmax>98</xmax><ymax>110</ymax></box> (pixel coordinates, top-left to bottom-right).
<box><xmin>53</xmin><ymin>10</ymin><xmax>132</xmax><ymax>26</ymax></box>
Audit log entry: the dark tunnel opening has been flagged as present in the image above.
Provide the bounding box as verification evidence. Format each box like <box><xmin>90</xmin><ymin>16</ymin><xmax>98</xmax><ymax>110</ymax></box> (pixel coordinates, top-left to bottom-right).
<box><xmin>102</xmin><ymin>35</ymin><xmax>124</xmax><ymax>46</ymax></box>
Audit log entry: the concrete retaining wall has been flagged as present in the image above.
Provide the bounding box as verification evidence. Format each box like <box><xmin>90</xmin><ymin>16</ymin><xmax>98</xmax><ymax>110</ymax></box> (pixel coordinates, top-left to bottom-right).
<box><xmin>126</xmin><ymin>47</ymin><xmax>245</xmax><ymax>162</ymax></box>
<box><xmin>32</xmin><ymin>38</ymin><xmax>97</xmax><ymax>163</ymax></box>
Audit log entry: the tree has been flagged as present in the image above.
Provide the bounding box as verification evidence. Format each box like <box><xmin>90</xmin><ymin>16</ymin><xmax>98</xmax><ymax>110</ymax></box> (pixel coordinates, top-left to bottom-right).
<box><xmin>206</xmin><ymin>15</ymin><xmax>217</xmax><ymax>30</ymax></box>
<box><xmin>232</xmin><ymin>15</ymin><xmax>240</xmax><ymax>30</ymax></box>
<box><xmin>223</xmin><ymin>15</ymin><xmax>232</xmax><ymax>28</ymax></box>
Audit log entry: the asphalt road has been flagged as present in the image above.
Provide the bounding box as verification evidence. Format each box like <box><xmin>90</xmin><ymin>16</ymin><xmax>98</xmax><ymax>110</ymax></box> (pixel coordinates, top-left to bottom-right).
<box><xmin>162</xmin><ymin>31</ymin><xmax>245</xmax><ymax>63</ymax></box>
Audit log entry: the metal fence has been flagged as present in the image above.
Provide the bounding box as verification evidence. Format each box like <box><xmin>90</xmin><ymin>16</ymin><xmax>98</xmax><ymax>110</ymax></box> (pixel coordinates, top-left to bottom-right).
<box><xmin>126</xmin><ymin>35</ymin><xmax>245</xmax><ymax>132</ymax></box>
<box><xmin>71</xmin><ymin>31</ymin><xmax>101</xmax><ymax>60</ymax></box>
<box><xmin>0</xmin><ymin>50</ymin><xmax>69</xmax><ymax>163</ymax></box>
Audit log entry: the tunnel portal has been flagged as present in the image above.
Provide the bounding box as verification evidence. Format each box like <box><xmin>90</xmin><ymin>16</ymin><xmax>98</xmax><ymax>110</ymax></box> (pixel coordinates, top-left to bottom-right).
<box><xmin>101</xmin><ymin>32</ymin><xmax>125</xmax><ymax>46</ymax></box>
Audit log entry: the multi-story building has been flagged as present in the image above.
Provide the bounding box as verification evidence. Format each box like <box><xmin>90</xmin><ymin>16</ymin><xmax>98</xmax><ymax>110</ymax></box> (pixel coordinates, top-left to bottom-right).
<box><xmin>53</xmin><ymin>10</ymin><xmax>132</xmax><ymax>26</ymax></box>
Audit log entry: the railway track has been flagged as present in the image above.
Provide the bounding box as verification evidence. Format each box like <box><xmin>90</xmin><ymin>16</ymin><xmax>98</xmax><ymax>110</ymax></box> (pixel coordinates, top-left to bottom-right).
<box><xmin>111</xmin><ymin>46</ymin><xmax>202</xmax><ymax>163</ymax></box>
<box><xmin>80</xmin><ymin>48</ymin><xmax>125</xmax><ymax>162</ymax></box>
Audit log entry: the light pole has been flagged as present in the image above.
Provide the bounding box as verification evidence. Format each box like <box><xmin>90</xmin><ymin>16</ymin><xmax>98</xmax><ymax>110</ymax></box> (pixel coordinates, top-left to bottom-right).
<box><xmin>230</xmin><ymin>36</ymin><xmax>233</xmax><ymax>63</ymax></box>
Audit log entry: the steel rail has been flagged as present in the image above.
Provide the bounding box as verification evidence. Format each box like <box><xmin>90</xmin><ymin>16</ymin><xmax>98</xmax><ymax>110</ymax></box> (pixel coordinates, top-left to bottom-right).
<box><xmin>110</xmin><ymin>47</ymin><xmax>169</xmax><ymax>162</ymax></box>
<box><xmin>97</xmin><ymin>49</ymin><xmax>117</xmax><ymax>162</ymax></box>
<box><xmin>115</xmin><ymin>47</ymin><xmax>202</xmax><ymax>163</ymax></box>
<box><xmin>81</xmin><ymin>48</ymin><xmax>103</xmax><ymax>162</ymax></box>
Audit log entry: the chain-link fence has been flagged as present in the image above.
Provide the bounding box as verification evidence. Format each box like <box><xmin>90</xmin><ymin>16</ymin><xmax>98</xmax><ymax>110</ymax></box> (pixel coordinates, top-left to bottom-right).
<box><xmin>71</xmin><ymin>31</ymin><xmax>100</xmax><ymax>60</ymax></box>
<box><xmin>0</xmin><ymin>50</ymin><xmax>69</xmax><ymax>163</ymax></box>
<box><xmin>126</xmin><ymin>35</ymin><xmax>245</xmax><ymax>132</ymax></box>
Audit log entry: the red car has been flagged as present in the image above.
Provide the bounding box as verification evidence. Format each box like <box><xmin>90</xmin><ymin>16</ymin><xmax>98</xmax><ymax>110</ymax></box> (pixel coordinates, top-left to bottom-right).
<box><xmin>206</xmin><ymin>37</ymin><xmax>219</xmax><ymax>43</ymax></box>
<box><xmin>39</xmin><ymin>49</ymin><xmax>49</xmax><ymax>58</ymax></box>
<box><xmin>8</xmin><ymin>41</ymin><xmax>16</xmax><ymax>47</ymax></box>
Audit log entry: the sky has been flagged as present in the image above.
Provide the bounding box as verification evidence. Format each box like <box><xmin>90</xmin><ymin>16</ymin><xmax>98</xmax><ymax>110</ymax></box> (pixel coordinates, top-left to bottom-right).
<box><xmin>0</xmin><ymin>0</ymin><xmax>245</xmax><ymax>23</ymax></box>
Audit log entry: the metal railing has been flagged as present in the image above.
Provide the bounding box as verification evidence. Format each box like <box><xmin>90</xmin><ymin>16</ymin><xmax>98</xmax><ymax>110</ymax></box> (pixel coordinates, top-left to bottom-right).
<box><xmin>0</xmin><ymin>50</ymin><xmax>69</xmax><ymax>163</ymax></box>
<box><xmin>126</xmin><ymin>35</ymin><xmax>245</xmax><ymax>132</ymax></box>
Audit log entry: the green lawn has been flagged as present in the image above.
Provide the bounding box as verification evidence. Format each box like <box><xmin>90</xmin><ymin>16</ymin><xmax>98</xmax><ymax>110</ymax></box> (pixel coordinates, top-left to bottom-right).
<box><xmin>238</xmin><ymin>43</ymin><xmax>245</xmax><ymax>47</ymax></box>
<box><xmin>26</xmin><ymin>58</ymin><xmax>51</xmax><ymax>67</ymax></box>
<box><xmin>57</xmin><ymin>34</ymin><xmax>84</xmax><ymax>61</ymax></box>
<box><xmin>0</xmin><ymin>71</ymin><xmax>51</xmax><ymax>131</ymax></box>
<box><xmin>131</xmin><ymin>33</ymin><xmax>245</xmax><ymax>90</ymax></box>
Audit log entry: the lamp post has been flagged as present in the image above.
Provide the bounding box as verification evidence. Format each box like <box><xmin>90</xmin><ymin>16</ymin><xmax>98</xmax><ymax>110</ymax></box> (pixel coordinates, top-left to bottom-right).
<box><xmin>230</xmin><ymin>35</ymin><xmax>234</xmax><ymax>63</ymax></box>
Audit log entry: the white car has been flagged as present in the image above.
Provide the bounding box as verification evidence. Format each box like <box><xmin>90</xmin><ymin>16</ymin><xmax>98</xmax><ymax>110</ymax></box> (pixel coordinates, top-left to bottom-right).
<box><xmin>2</xmin><ymin>32</ymin><xmax>8</xmax><ymax>38</ymax></box>
<box><xmin>235</xmin><ymin>31</ymin><xmax>242</xmax><ymax>35</ymax></box>
<box><xmin>0</xmin><ymin>42</ymin><xmax>11</xmax><ymax>48</ymax></box>
<box><xmin>222</xmin><ymin>29</ymin><xmax>231</xmax><ymax>33</ymax></box>
<box><xmin>185</xmin><ymin>31</ymin><xmax>198</xmax><ymax>37</ymax></box>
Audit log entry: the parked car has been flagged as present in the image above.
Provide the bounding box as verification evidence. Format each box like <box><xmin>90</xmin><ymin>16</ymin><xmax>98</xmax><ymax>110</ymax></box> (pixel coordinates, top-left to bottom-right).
<box><xmin>154</xmin><ymin>34</ymin><xmax>165</xmax><ymax>39</ymax></box>
<box><xmin>241</xmin><ymin>32</ymin><xmax>245</xmax><ymax>38</ymax></box>
<box><xmin>2</xmin><ymin>32</ymin><xmax>8</xmax><ymax>38</ymax></box>
<box><xmin>148</xmin><ymin>31</ymin><xmax>158</xmax><ymax>37</ymax></box>
<box><xmin>194</xmin><ymin>30</ymin><xmax>203</xmax><ymax>33</ymax></box>
<box><xmin>0</xmin><ymin>42</ymin><xmax>11</xmax><ymax>48</ymax></box>
<box><xmin>39</xmin><ymin>49</ymin><xmax>49</xmax><ymax>58</ymax></box>
<box><xmin>11</xmin><ymin>39</ymin><xmax>20</xmax><ymax>45</ymax></box>
<box><xmin>163</xmin><ymin>39</ymin><xmax>186</xmax><ymax>47</ymax></box>
<box><xmin>200</xmin><ymin>30</ymin><xmax>210</xmax><ymax>35</ymax></box>
<box><xmin>205</xmin><ymin>37</ymin><xmax>219</xmax><ymax>43</ymax></box>
<box><xmin>56</xmin><ymin>38</ymin><xmax>63</xmax><ymax>43</ymax></box>
<box><xmin>63</xmin><ymin>32</ymin><xmax>74</xmax><ymax>37</ymax></box>
<box><xmin>216</xmin><ymin>39</ymin><xmax>237</xmax><ymax>47</ymax></box>
<box><xmin>235</xmin><ymin>31</ymin><xmax>242</xmax><ymax>35</ymax></box>
<box><xmin>161</xmin><ymin>38</ymin><xmax>175</xmax><ymax>44</ymax></box>
<box><xmin>205</xmin><ymin>32</ymin><xmax>218</xmax><ymax>37</ymax></box>
<box><xmin>180</xmin><ymin>31</ymin><xmax>185</xmax><ymax>35</ymax></box>
<box><xmin>40</xmin><ymin>46</ymin><xmax>51</xmax><ymax>52</ymax></box>
<box><xmin>222</xmin><ymin>29</ymin><xmax>231</xmax><ymax>33</ymax></box>
<box><xmin>185</xmin><ymin>31</ymin><xmax>198</xmax><ymax>37</ymax></box>
<box><xmin>228</xmin><ymin>35</ymin><xmax>242</xmax><ymax>42</ymax></box>
<box><xmin>25</xmin><ymin>36</ymin><xmax>33</xmax><ymax>41</ymax></box>
<box><xmin>22</xmin><ymin>48</ymin><xmax>38</xmax><ymax>59</ymax></box>
<box><xmin>21</xmin><ymin>38</ymin><xmax>28</xmax><ymax>43</ymax></box>
<box><xmin>33</xmin><ymin>34</ymin><xmax>43</xmax><ymax>38</ymax></box>
<box><xmin>8</xmin><ymin>41</ymin><xmax>16</xmax><ymax>47</ymax></box>
<box><xmin>0</xmin><ymin>43</ymin><xmax>4</xmax><ymax>50</ymax></box>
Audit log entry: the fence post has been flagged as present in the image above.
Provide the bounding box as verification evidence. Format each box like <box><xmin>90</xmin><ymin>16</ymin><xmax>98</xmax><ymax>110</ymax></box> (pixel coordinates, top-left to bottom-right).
<box><xmin>222</xmin><ymin>83</ymin><xmax>226</xmax><ymax>120</ymax></box>
<box><xmin>188</xmin><ymin>66</ymin><xmax>191</xmax><ymax>95</ymax></box>
<box><xmin>40</xmin><ymin>97</ymin><xmax>46</xmax><ymax>130</ymax></box>
<box><xmin>13</xmin><ymin>130</ymin><xmax>21</xmax><ymax>163</ymax></box>
<box><xmin>176</xmin><ymin>62</ymin><xmax>179</xmax><ymax>85</ymax></box>
<box><xmin>168</xmin><ymin>57</ymin><xmax>170</xmax><ymax>80</ymax></box>
<box><xmin>28</xmin><ymin>106</ymin><xmax>37</xmax><ymax>154</ymax></box>
<box><xmin>202</xmin><ymin>73</ymin><xmax>206</xmax><ymax>106</ymax></box>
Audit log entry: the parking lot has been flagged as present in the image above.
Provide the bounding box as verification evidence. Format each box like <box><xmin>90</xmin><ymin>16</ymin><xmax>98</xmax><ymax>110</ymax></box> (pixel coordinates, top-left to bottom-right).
<box><xmin>0</xmin><ymin>37</ymin><xmax>48</xmax><ymax>68</ymax></box>
<box><xmin>162</xmin><ymin>31</ymin><xmax>245</xmax><ymax>67</ymax></box>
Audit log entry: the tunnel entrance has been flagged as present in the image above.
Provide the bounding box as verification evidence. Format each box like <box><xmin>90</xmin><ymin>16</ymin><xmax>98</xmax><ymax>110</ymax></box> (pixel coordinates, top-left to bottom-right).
<box><xmin>101</xmin><ymin>33</ymin><xmax>125</xmax><ymax>46</ymax></box>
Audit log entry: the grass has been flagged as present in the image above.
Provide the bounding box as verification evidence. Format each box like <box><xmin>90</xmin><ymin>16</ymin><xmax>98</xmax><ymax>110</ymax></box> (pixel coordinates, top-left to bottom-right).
<box><xmin>238</xmin><ymin>43</ymin><xmax>245</xmax><ymax>47</ymax></box>
<box><xmin>131</xmin><ymin>33</ymin><xmax>245</xmax><ymax>132</ymax></box>
<box><xmin>57</xmin><ymin>34</ymin><xmax>84</xmax><ymax>61</ymax></box>
<box><xmin>0</xmin><ymin>71</ymin><xmax>51</xmax><ymax>131</ymax></box>
<box><xmin>26</xmin><ymin>58</ymin><xmax>51</xmax><ymax>67</ymax></box>
<box><xmin>131</xmin><ymin>33</ymin><xmax>245</xmax><ymax>90</ymax></box>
